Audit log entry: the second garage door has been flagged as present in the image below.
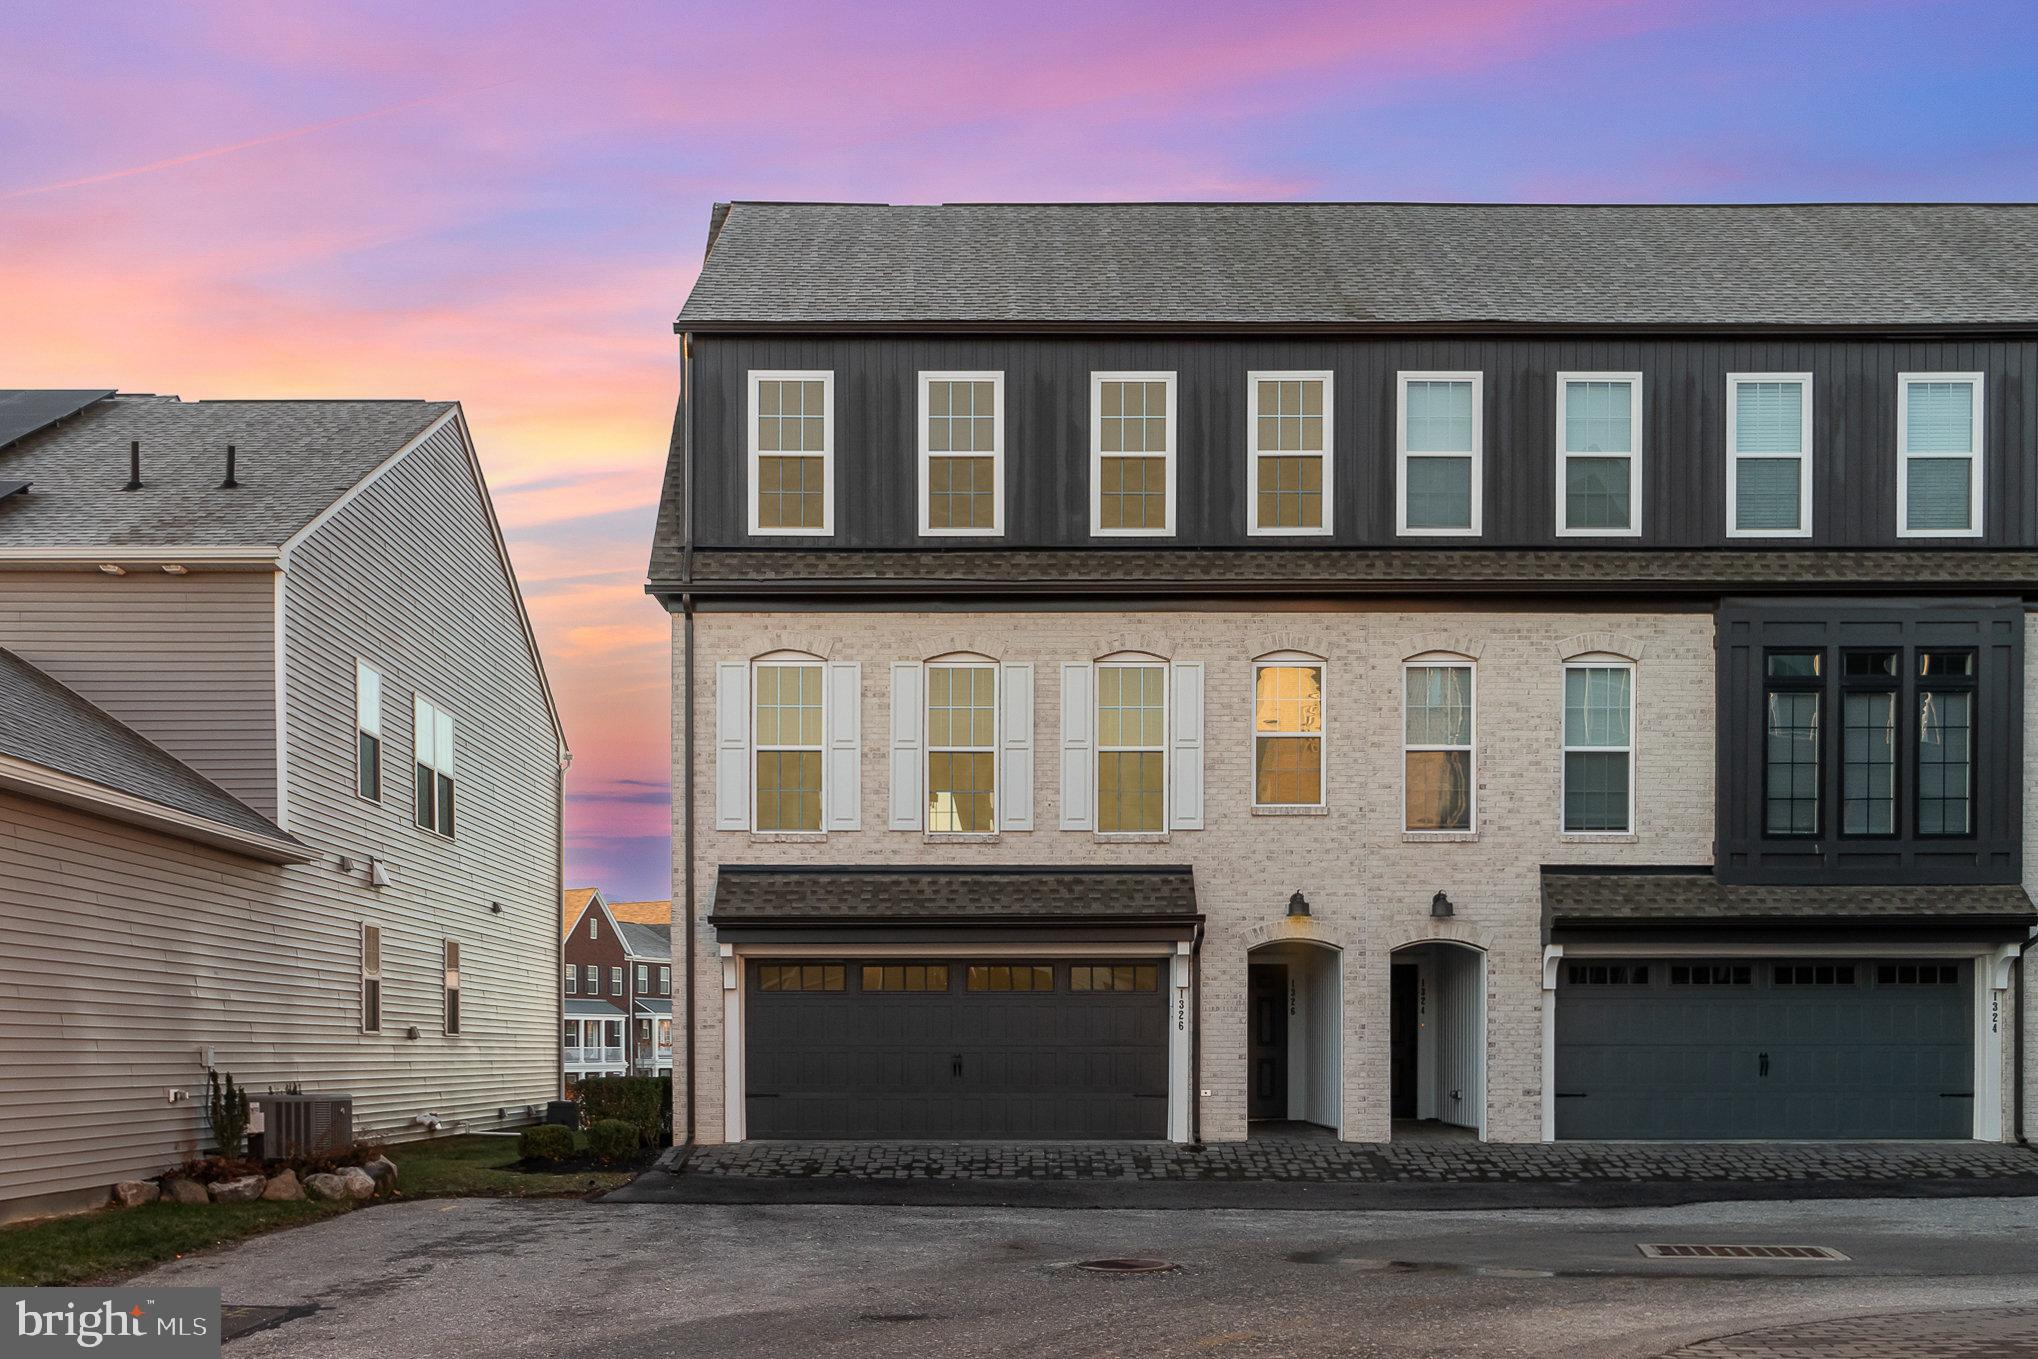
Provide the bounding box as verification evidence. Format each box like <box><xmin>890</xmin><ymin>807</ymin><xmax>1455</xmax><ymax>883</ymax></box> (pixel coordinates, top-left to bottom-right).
<box><xmin>745</xmin><ymin>959</ymin><xmax>1169</xmax><ymax>1139</ymax></box>
<box><xmin>1555</xmin><ymin>957</ymin><xmax>1974</xmax><ymax>1139</ymax></box>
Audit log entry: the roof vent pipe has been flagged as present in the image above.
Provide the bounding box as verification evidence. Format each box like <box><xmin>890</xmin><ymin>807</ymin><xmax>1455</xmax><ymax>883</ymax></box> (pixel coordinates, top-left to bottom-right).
<box><xmin>123</xmin><ymin>440</ymin><xmax>142</xmax><ymax>491</ymax></box>
<box><xmin>221</xmin><ymin>444</ymin><xmax>238</xmax><ymax>489</ymax></box>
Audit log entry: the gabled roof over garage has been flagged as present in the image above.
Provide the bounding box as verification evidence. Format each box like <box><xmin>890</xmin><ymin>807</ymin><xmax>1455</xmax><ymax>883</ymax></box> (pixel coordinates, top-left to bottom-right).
<box><xmin>709</xmin><ymin>864</ymin><xmax>1201</xmax><ymax>932</ymax></box>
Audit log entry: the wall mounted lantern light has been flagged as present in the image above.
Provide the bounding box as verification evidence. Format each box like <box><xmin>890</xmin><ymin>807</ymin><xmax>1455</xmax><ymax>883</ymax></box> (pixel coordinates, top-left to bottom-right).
<box><xmin>1430</xmin><ymin>890</ymin><xmax>1454</xmax><ymax>919</ymax></box>
<box><xmin>1287</xmin><ymin>890</ymin><xmax>1311</xmax><ymax>918</ymax></box>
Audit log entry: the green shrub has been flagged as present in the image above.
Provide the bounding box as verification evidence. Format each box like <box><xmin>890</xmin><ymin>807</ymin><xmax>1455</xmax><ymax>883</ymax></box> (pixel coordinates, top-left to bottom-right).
<box><xmin>206</xmin><ymin>1070</ymin><xmax>250</xmax><ymax>1157</ymax></box>
<box><xmin>587</xmin><ymin>1119</ymin><xmax>636</xmax><ymax>1164</ymax></box>
<box><xmin>575</xmin><ymin>1076</ymin><xmax>664</xmax><ymax>1147</ymax></box>
<box><xmin>518</xmin><ymin>1124</ymin><xmax>574</xmax><ymax>1163</ymax></box>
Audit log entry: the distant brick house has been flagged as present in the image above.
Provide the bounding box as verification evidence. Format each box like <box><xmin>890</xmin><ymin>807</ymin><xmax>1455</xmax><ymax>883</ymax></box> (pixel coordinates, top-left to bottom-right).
<box><xmin>562</xmin><ymin>888</ymin><xmax>672</xmax><ymax>1091</ymax></box>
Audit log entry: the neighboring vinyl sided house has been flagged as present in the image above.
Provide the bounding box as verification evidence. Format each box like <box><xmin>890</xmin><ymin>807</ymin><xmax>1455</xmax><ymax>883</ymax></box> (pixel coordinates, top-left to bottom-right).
<box><xmin>0</xmin><ymin>390</ymin><xmax>567</xmax><ymax>1221</ymax></box>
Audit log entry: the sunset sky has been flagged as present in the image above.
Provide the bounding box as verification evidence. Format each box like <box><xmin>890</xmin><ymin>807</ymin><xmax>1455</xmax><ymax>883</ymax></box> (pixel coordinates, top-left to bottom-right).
<box><xmin>5</xmin><ymin>0</ymin><xmax>2036</xmax><ymax>899</ymax></box>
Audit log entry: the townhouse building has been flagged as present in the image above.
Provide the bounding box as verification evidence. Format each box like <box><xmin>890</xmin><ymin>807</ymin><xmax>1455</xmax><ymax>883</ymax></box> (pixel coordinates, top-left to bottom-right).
<box><xmin>0</xmin><ymin>391</ymin><xmax>566</xmax><ymax>1218</ymax></box>
<box><xmin>562</xmin><ymin>888</ymin><xmax>674</xmax><ymax>1090</ymax></box>
<box><xmin>650</xmin><ymin>202</ymin><xmax>2038</xmax><ymax>1147</ymax></box>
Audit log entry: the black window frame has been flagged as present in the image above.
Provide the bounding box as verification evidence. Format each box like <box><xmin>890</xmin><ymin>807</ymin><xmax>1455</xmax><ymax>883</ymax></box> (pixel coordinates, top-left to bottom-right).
<box><xmin>1760</xmin><ymin>649</ymin><xmax>1825</xmax><ymax>841</ymax></box>
<box><xmin>1837</xmin><ymin>648</ymin><xmax>1901</xmax><ymax>841</ymax></box>
<box><xmin>1916</xmin><ymin>648</ymin><xmax>1979</xmax><ymax>841</ymax></box>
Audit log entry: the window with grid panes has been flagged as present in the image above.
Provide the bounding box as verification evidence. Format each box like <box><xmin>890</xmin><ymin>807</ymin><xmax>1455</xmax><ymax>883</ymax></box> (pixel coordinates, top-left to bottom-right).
<box><xmin>1404</xmin><ymin>663</ymin><xmax>1473</xmax><ymax>831</ymax></box>
<box><xmin>753</xmin><ymin>662</ymin><xmax>824</xmax><ymax>831</ymax></box>
<box><xmin>922</xmin><ymin>375</ymin><xmax>1000</xmax><ymax>532</ymax></box>
<box><xmin>1840</xmin><ymin>651</ymin><xmax>1898</xmax><ymax>836</ymax></box>
<box><xmin>1917</xmin><ymin>650</ymin><xmax>1975</xmax><ymax>835</ymax></box>
<box><xmin>1095</xmin><ymin>376</ymin><xmax>1172</xmax><ymax>531</ymax></box>
<box><xmin>1763</xmin><ymin>651</ymin><xmax>1822</xmax><ymax>837</ymax></box>
<box><xmin>1096</xmin><ymin>664</ymin><xmax>1166</xmax><ymax>832</ymax></box>
<box><xmin>1562</xmin><ymin>664</ymin><xmax>1632</xmax><ymax>832</ymax></box>
<box><xmin>1559</xmin><ymin>375</ymin><xmax>1640</xmax><ymax>533</ymax></box>
<box><xmin>752</xmin><ymin>374</ymin><xmax>829</xmax><ymax>531</ymax></box>
<box><xmin>1254</xmin><ymin>661</ymin><xmax>1323</xmax><ymax>806</ymax></box>
<box><xmin>1251</xmin><ymin>374</ymin><xmax>1329</xmax><ymax>531</ymax></box>
<box><xmin>926</xmin><ymin>663</ymin><xmax>996</xmax><ymax>832</ymax></box>
<box><xmin>1399</xmin><ymin>375</ymin><xmax>1478</xmax><ymax>532</ymax></box>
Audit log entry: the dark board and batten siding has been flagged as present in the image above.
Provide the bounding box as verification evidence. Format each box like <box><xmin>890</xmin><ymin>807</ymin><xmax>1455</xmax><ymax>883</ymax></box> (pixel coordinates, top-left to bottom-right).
<box><xmin>686</xmin><ymin>336</ymin><xmax>2036</xmax><ymax>551</ymax></box>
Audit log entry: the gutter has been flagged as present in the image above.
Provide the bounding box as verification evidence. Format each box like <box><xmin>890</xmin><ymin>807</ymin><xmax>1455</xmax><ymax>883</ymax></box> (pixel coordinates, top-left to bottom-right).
<box><xmin>680</xmin><ymin>327</ymin><xmax>698</xmax><ymax>1152</ymax></box>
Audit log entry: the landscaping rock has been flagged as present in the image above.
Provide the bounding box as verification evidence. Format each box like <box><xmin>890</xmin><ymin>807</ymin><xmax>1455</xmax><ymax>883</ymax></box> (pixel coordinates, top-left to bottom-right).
<box><xmin>362</xmin><ymin>1155</ymin><xmax>398</xmax><ymax>1188</ymax></box>
<box><xmin>112</xmin><ymin>1180</ymin><xmax>160</xmax><ymax>1208</ymax></box>
<box><xmin>303</xmin><ymin>1172</ymin><xmax>350</xmax><ymax>1202</ymax></box>
<box><xmin>339</xmin><ymin>1167</ymin><xmax>378</xmax><ymax>1200</ymax></box>
<box><xmin>261</xmin><ymin>1169</ymin><xmax>304</xmax><ymax>1201</ymax></box>
<box><xmin>208</xmin><ymin>1174</ymin><xmax>266</xmax><ymax>1203</ymax></box>
<box><xmin>163</xmin><ymin>1178</ymin><xmax>210</xmax><ymax>1206</ymax></box>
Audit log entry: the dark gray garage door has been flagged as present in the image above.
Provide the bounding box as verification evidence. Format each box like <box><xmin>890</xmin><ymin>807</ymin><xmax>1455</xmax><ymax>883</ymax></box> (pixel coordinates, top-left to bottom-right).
<box><xmin>1556</xmin><ymin>958</ymin><xmax>1973</xmax><ymax>1139</ymax></box>
<box><xmin>745</xmin><ymin>959</ymin><xmax>1168</xmax><ymax>1139</ymax></box>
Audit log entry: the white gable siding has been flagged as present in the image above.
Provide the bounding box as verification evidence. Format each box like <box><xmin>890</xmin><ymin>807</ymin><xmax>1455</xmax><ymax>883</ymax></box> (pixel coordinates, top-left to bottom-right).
<box><xmin>0</xmin><ymin>569</ymin><xmax>278</xmax><ymax>818</ymax></box>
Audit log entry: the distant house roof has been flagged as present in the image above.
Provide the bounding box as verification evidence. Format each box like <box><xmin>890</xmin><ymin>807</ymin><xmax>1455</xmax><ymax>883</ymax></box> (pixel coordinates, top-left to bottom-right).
<box><xmin>565</xmin><ymin>998</ymin><xmax>625</xmax><ymax>1020</ymax></box>
<box><xmin>607</xmin><ymin>899</ymin><xmax>672</xmax><ymax>927</ymax></box>
<box><xmin>0</xmin><ymin>393</ymin><xmax>454</xmax><ymax>549</ymax></box>
<box><xmin>617</xmin><ymin>921</ymin><xmax>671</xmax><ymax>959</ymax></box>
<box><xmin>0</xmin><ymin>646</ymin><xmax>305</xmax><ymax>861</ymax></box>
<box><xmin>563</xmin><ymin>887</ymin><xmax>600</xmax><ymax>936</ymax></box>
<box><xmin>633</xmin><ymin>998</ymin><xmax>672</xmax><ymax>1017</ymax></box>
<box><xmin>678</xmin><ymin>202</ymin><xmax>2038</xmax><ymax>331</ymax></box>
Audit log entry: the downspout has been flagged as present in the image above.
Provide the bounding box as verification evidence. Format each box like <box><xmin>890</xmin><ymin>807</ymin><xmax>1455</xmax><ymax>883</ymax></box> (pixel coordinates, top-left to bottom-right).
<box><xmin>2018</xmin><ymin>931</ymin><xmax>2035</xmax><ymax>1145</ymax></box>
<box><xmin>680</xmin><ymin>329</ymin><xmax>698</xmax><ymax>1150</ymax></box>
<box><xmin>1191</xmin><ymin>920</ymin><xmax>1204</xmax><ymax>1144</ymax></box>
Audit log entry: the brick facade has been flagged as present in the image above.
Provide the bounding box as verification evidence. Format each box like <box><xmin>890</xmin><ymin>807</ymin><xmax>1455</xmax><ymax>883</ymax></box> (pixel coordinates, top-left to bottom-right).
<box><xmin>677</xmin><ymin>606</ymin><xmax>1718</xmax><ymax>1143</ymax></box>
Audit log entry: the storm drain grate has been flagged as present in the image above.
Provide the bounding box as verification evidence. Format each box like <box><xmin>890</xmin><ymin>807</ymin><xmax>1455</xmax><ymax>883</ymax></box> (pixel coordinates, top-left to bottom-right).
<box><xmin>1638</xmin><ymin>1244</ymin><xmax>1850</xmax><ymax>1261</ymax></box>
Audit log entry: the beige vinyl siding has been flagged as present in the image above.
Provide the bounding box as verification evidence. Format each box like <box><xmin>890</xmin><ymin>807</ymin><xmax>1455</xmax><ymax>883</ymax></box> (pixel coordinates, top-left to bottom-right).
<box><xmin>0</xmin><ymin>414</ymin><xmax>562</xmax><ymax>1208</ymax></box>
<box><xmin>0</xmin><ymin>569</ymin><xmax>278</xmax><ymax>818</ymax></box>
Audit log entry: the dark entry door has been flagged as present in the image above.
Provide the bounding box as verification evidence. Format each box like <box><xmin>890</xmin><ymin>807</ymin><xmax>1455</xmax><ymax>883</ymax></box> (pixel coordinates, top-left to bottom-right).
<box><xmin>1555</xmin><ymin>958</ymin><xmax>1974</xmax><ymax>1139</ymax></box>
<box><xmin>745</xmin><ymin>959</ymin><xmax>1169</xmax><ymax>1139</ymax></box>
<box><xmin>1389</xmin><ymin>964</ymin><xmax>1419</xmax><ymax>1119</ymax></box>
<box><xmin>1247</xmin><ymin>964</ymin><xmax>1289</xmax><ymax>1121</ymax></box>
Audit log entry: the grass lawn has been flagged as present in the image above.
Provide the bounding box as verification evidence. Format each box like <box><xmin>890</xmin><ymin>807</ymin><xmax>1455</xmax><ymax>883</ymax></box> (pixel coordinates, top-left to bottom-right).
<box><xmin>0</xmin><ymin>1132</ymin><xmax>638</xmax><ymax>1287</ymax></box>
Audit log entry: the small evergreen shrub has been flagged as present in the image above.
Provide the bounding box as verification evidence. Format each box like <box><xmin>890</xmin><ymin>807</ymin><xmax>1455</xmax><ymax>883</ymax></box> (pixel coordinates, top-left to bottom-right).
<box><xmin>587</xmin><ymin>1119</ymin><xmax>637</xmax><ymax>1164</ymax></box>
<box><xmin>575</xmin><ymin>1077</ymin><xmax>664</xmax><ymax>1147</ymax></box>
<box><xmin>519</xmin><ymin>1124</ymin><xmax>575</xmax><ymax>1163</ymax></box>
<box><xmin>206</xmin><ymin>1070</ymin><xmax>251</xmax><ymax>1157</ymax></box>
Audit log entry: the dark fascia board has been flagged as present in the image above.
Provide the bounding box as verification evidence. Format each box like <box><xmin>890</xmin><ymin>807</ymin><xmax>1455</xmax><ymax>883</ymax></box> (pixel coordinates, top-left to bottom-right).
<box><xmin>674</xmin><ymin>319</ymin><xmax>2038</xmax><ymax>338</ymax></box>
<box><xmin>1550</xmin><ymin>914</ymin><xmax>2034</xmax><ymax>933</ymax></box>
<box><xmin>717</xmin><ymin>862</ymin><xmax>1194</xmax><ymax>878</ymax></box>
<box><xmin>707</xmin><ymin>912</ymin><xmax>1204</xmax><ymax>928</ymax></box>
<box><xmin>709</xmin><ymin>921</ymin><xmax>1202</xmax><ymax>945</ymax></box>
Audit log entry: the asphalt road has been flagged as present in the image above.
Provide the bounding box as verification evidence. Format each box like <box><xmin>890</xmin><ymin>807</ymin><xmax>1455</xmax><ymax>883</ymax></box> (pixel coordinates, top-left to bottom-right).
<box><xmin>134</xmin><ymin>1196</ymin><xmax>2038</xmax><ymax>1358</ymax></box>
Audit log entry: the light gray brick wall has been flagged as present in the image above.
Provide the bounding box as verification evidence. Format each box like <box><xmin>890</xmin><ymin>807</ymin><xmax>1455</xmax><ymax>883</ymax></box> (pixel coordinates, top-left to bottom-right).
<box><xmin>675</xmin><ymin>608</ymin><xmax>1717</xmax><ymax>1143</ymax></box>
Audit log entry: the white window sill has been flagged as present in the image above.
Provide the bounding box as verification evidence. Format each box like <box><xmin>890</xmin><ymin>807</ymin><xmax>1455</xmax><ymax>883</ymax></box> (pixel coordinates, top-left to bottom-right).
<box><xmin>1093</xmin><ymin>832</ymin><xmax>1170</xmax><ymax>844</ymax></box>
<box><xmin>1253</xmin><ymin>805</ymin><xmax>1329</xmax><ymax>817</ymax></box>
<box><xmin>1402</xmin><ymin>830</ymin><xmax>1478</xmax><ymax>843</ymax></box>
<box><xmin>1560</xmin><ymin>832</ymin><xmax>1639</xmax><ymax>844</ymax></box>
<box><xmin>925</xmin><ymin>832</ymin><xmax>1000</xmax><ymax>845</ymax></box>
<box><xmin>750</xmin><ymin>831</ymin><xmax>827</xmax><ymax>844</ymax></box>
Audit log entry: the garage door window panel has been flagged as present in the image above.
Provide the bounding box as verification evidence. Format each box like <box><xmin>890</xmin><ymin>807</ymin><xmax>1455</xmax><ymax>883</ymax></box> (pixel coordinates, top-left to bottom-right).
<box><xmin>966</xmin><ymin>964</ymin><xmax>1054</xmax><ymax>992</ymax></box>
<box><xmin>862</xmin><ymin>964</ymin><xmax>950</xmax><ymax>993</ymax></box>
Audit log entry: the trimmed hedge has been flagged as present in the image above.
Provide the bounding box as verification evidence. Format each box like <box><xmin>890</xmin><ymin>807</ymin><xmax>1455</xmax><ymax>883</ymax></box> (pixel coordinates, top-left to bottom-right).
<box><xmin>575</xmin><ymin>1076</ymin><xmax>665</xmax><ymax>1147</ymax></box>
<box><xmin>587</xmin><ymin>1119</ymin><xmax>637</xmax><ymax>1164</ymax></box>
<box><xmin>518</xmin><ymin>1124</ymin><xmax>575</xmax><ymax>1163</ymax></box>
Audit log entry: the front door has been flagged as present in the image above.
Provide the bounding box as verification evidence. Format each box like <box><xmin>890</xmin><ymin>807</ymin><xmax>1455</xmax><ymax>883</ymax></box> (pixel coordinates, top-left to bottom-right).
<box><xmin>1247</xmin><ymin>964</ymin><xmax>1289</xmax><ymax>1121</ymax></box>
<box><xmin>1389</xmin><ymin>963</ymin><xmax>1418</xmax><ymax>1119</ymax></box>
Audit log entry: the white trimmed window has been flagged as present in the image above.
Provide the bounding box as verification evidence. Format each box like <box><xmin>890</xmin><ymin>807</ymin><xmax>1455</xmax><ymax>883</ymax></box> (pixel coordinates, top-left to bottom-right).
<box><xmin>583</xmin><ymin>963</ymin><xmax>599</xmax><ymax>995</ymax></box>
<box><xmin>1253</xmin><ymin>657</ymin><xmax>1325</xmax><ymax>808</ymax></box>
<box><xmin>361</xmin><ymin>924</ymin><xmax>382</xmax><ymax>1033</ymax></box>
<box><xmin>1898</xmin><ymin>373</ymin><xmax>1984</xmax><ymax>537</ymax></box>
<box><xmin>927</xmin><ymin>661</ymin><xmax>997</xmax><ymax>833</ymax></box>
<box><xmin>919</xmin><ymin>372</ymin><xmax>1003</xmax><ymax>535</ymax></box>
<box><xmin>1097</xmin><ymin>661</ymin><xmax>1168</xmax><ymax>832</ymax></box>
<box><xmin>1091</xmin><ymin>372</ymin><xmax>1176</xmax><ymax>535</ymax></box>
<box><xmin>748</xmin><ymin>370</ymin><xmax>832</xmax><ymax>535</ymax></box>
<box><xmin>752</xmin><ymin>659</ymin><xmax>824</xmax><ymax>831</ymax></box>
<box><xmin>355</xmin><ymin>660</ymin><xmax>383</xmax><ymax>801</ymax></box>
<box><xmin>1403</xmin><ymin>660</ymin><xmax>1475</xmax><ymax>832</ymax></box>
<box><xmin>1248</xmin><ymin>372</ymin><xmax>1332</xmax><ymax>535</ymax></box>
<box><xmin>636</xmin><ymin>963</ymin><xmax>648</xmax><ymax>992</ymax></box>
<box><xmin>1396</xmin><ymin>372</ymin><xmax>1481</xmax><ymax>535</ymax></box>
<box><xmin>412</xmin><ymin>695</ymin><xmax>455</xmax><ymax>837</ymax></box>
<box><xmin>659</xmin><ymin>965</ymin><xmax>671</xmax><ymax>994</ymax></box>
<box><xmin>1562</xmin><ymin>662</ymin><xmax>1635</xmax><ymax>833</ymax></box>
<box><xmin>564</xmin><ymin>964</ymin><xmax>576</xmax><ymax>995</ymax></box>
<box><xmin>443</xmin><ymin>940</ymin><xmax>461</xmax><ymax>1035</ymax></box>
<box><xmin>1727</xmin><ymin>374</ymin><xmax>1813</xmax><ymax>537</ymax></box>
<box><xmin>610</xmin><ymin>965</ymin><xmax>624</xmax><ymax>994</ymax></box>
<box><xmin>1557</xmin><ymin>373</ymin><xmax>1643</xmax><ymax>536</ymax></box>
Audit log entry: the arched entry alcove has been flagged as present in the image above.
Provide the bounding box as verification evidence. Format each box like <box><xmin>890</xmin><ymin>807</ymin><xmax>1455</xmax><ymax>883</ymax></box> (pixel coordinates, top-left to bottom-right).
<box><xmin>1244</xmin><ymin>939</ymin><xmax>1343</xmax><ymax>1137</ymax></box>
<box><xmin>1387</xmin><ymin>940</ymin><xmax>1487</xmax><ymax>1140</ymax></box>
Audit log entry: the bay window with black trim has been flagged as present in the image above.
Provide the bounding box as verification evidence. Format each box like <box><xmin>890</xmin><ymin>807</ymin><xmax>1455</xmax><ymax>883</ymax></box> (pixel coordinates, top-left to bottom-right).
<box><xmin>1721</xmin><ymin>598</ymin><xmax>2018</xmax><ymax>885</ymax></box>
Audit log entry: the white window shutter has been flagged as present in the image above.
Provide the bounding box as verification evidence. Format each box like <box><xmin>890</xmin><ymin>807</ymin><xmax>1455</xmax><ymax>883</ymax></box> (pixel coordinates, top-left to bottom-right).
<box><xmin>889</xmin><ymin>662</ymin><xmax>924</xmax><ymax>831</ymax></box>
<box><xmin>999</xmin><ymin>662</ymin><xmax>1034</xmax><ymax>831</ymax></box>
<box><xmin>1170</xmin><ymin>661</ymin><xmax>1204</xmax><ymax>830</ymax></box>
<box><xmin>825</xmin><ymin>660</ymin><xmax>862</xmax><ymax>831</ymax></box>
<box><xmin>715</xmin><ymin>662</ymin><xmax>750</xmax><ymax>831</ymax></box>
<box><xmin>1059</xmin><ymin>662</ymin><xmax>1094</xmax><ymax>830</ymax></box>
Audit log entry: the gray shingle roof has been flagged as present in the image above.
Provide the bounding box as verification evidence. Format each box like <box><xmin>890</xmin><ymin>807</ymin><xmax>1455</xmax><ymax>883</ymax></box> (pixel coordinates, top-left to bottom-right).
<box><xmin>709</xmin><ymin>865</ymin><xmax>1200</xmax><ymax>924</ymax></box>
<box><xmin>0</xmin><ymin>394</ymin><xmax>454</xmax><ymax>548</ymax></box>
<box><xmin>678</xmin><ymin>202</ymin><xmax>2038</xmax><ymax>330</ymax></box>
<box><xmin>655</xmin><ymin>547</ymin><xmax>2038</xmax><ymax>596</ymax></box>
<box><xmin>0</xmin><ymin>646</ymin><xmax>298</xmax><ymax>850</ymax></box>
<box><xmin>565</xmin><ymin>997</ymin><xmax>626</xmax><ymax>1020</ymax></box>
<box><xmin>617</xmin><ymin>921</ymin><xmax>671</xmax><ymax>959</ymax></box>
<box><xmin>1543</xmin><ymin>868</ymin><xmax>2036</xmax><ymax>924</ymax></box>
